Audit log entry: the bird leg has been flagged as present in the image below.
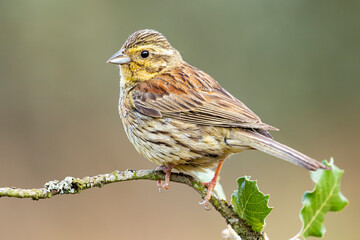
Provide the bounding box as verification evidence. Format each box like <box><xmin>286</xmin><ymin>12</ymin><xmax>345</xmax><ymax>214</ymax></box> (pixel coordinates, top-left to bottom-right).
<box><xmin>199</xmin><ymin>158</ymin><xmax>225</xmax><ymax>209</ymax></box>
<box><xmin>156</xmin><ymin>164</ymin><xmax>175</xmax><ymax>191</ymax></box>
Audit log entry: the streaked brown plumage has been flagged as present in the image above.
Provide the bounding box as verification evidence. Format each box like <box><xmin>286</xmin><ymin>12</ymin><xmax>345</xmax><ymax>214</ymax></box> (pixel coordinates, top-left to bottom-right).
<box><xmin>107</xmin><ymin>29</ymin><xmax>330</xmax><ymax>208</ymax></box>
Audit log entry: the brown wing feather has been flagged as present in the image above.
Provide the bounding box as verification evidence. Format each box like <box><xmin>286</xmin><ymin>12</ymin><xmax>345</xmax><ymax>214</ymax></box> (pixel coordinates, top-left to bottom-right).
<box><xmin>131</xmin><ymin>63</ymin><xmax>278</xmax><ymax>133</ymax></box>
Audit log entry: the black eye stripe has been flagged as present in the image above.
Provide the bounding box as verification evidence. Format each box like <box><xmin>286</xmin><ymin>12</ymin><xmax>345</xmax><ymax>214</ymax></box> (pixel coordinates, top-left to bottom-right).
<box><xmin>141</xmin><ymin>50</ymin><xmax>149</xmax><ymax>58</ymax></box>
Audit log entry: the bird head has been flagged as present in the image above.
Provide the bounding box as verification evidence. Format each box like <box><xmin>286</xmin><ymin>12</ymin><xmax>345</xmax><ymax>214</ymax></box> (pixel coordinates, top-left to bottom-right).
<box><xmin>107</xmin><ymin>29</ymin><xmax>183</xmax><ymax>83</ymax></box>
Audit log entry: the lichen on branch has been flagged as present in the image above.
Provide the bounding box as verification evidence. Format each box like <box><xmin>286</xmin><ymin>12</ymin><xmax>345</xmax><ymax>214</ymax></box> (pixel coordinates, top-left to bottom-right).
<box><xmin>0</xmin><ymin>169</ymin><xmax>264</xmax><ymax>240</ymax></box>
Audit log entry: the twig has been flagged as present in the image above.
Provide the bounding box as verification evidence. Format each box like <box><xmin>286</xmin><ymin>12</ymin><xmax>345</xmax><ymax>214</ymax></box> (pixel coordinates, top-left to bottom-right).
<box><xmin>0</xmin><ymin>169</ymin><xmax>264</xmax><ymax>240</ymax></box>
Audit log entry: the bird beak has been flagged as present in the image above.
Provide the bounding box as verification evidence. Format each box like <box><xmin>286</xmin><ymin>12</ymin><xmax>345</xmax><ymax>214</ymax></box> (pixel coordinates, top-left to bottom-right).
<box><xmin>106</xmin><ymin>49</ymin><xmax>131</xmax><ymax>65</ymax></box>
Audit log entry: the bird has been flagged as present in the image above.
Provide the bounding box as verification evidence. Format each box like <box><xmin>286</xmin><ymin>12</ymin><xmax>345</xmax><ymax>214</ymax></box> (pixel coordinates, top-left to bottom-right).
<box><xmin>107</xmin><ymin>29</ymin><xmax>330</xmax><ymax>208</ymax></box>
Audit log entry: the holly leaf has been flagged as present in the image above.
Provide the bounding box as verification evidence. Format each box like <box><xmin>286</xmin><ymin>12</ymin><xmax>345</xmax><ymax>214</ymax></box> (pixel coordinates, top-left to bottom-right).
<box><xmin>298</xmin><ymin>158</ymin><xmax>348</xmax><ymax>238</ymax></box>
<box><xmin>231</xmin><ymin>176</ymin><xmax>272</xmax><ymax>232</ymax></box>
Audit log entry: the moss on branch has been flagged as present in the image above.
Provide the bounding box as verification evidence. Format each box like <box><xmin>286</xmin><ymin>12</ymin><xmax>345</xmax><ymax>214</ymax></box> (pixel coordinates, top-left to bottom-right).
<box><xmin>0</xmin><ymin>169</ymin><xmax>264</xmax><ymax>240</ymax></box>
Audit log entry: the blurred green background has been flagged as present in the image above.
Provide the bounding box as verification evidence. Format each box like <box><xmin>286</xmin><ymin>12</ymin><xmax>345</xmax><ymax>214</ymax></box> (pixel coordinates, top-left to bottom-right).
<box><xmin>0</xmin><ymin>0</ymin><xmax>359</xmax><ymax>239</ymax></box>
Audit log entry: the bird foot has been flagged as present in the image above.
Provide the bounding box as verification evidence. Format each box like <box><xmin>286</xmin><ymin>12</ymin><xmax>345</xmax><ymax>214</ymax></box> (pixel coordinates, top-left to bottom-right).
<box><xmin>199</xmin><ymin>158</ymin><xmax>225</xmax><ymax>210</ymax></box>
<box><xmin>199</xmin><ymin>179</ymin><xmax>217</xmax><ymax>210</ymax></box>
<box><xmin>155</xmin><ymin>165</ymin><xmax>174</xmax><ymax>191</ymax></box>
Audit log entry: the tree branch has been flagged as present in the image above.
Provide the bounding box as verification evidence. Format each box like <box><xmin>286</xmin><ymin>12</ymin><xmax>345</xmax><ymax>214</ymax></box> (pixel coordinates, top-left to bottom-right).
<box><xmin>0</xmin><ymin>169</ymin><xmax>265</xmax><ymax>240</ymax></box>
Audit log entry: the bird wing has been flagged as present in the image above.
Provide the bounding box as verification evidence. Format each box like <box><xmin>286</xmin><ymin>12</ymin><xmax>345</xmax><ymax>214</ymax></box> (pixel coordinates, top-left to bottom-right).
<box><xmin>130</xmin><ymin>64</ymin><xmax>278</xmax><ymax>132</ymax></box>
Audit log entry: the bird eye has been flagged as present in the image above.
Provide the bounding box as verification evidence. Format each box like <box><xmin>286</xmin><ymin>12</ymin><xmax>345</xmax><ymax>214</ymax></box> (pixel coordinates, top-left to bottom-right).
<box><xmin>140</xmin><ymin>50</ymin><xmax>149</xmax><ymax>58</ymax></box>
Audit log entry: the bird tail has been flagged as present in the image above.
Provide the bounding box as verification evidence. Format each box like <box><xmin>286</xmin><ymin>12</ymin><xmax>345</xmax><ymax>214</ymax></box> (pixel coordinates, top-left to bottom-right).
<box><xmin>231</xmin><ymin>130</ymin><xmax>330</xmax><ymax>171</ymax></box>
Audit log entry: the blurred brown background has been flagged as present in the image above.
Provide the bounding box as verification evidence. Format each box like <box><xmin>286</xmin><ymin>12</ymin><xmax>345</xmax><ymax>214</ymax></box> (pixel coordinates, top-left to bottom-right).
<box><xmin>0</xmin><ymin>1</ymin><xmax>359</xmax><ymax>239</ymax></box>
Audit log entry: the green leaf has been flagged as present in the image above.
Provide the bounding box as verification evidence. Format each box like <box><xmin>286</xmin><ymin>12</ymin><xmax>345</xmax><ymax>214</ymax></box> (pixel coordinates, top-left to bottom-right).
<box><xmin>299</xmin><ymin>158</ymin><xmax>348</xmax><ymax>238</ymax></box>
<box><xmin>231</xmin><ymin>176</ymin><xmax>272</xmax><ymax>232</ymax></box>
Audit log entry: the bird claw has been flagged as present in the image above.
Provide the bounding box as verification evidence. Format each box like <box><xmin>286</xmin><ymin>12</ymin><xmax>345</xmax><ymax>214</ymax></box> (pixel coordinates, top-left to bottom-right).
<box><xmin>199</xmin><ymin>199</ymin><xmax>211</xmax><ymax>210</ymax></box>
<box><xmin>155</xmin><ymin>164</ymin><xmax>174</xmax><ymax>191</ymax></box>
<box><xmin>162</xmin><ymin>182</ymin><xmax>170</xmax><ymax>190</ymax></box>
<box><xmin>156</xmin><ymin>180</ymin><xmax>170</xmax><ymax>191</ymax></box>
<box><xmin>157</xmin><ymin>180</ymin><xmax>162</xmax><ymax>192</ymax></box>
<box><xmin>199</xmin><ymin>179</ymin><xmax>218</xmax><ymax>210</ymax></box>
